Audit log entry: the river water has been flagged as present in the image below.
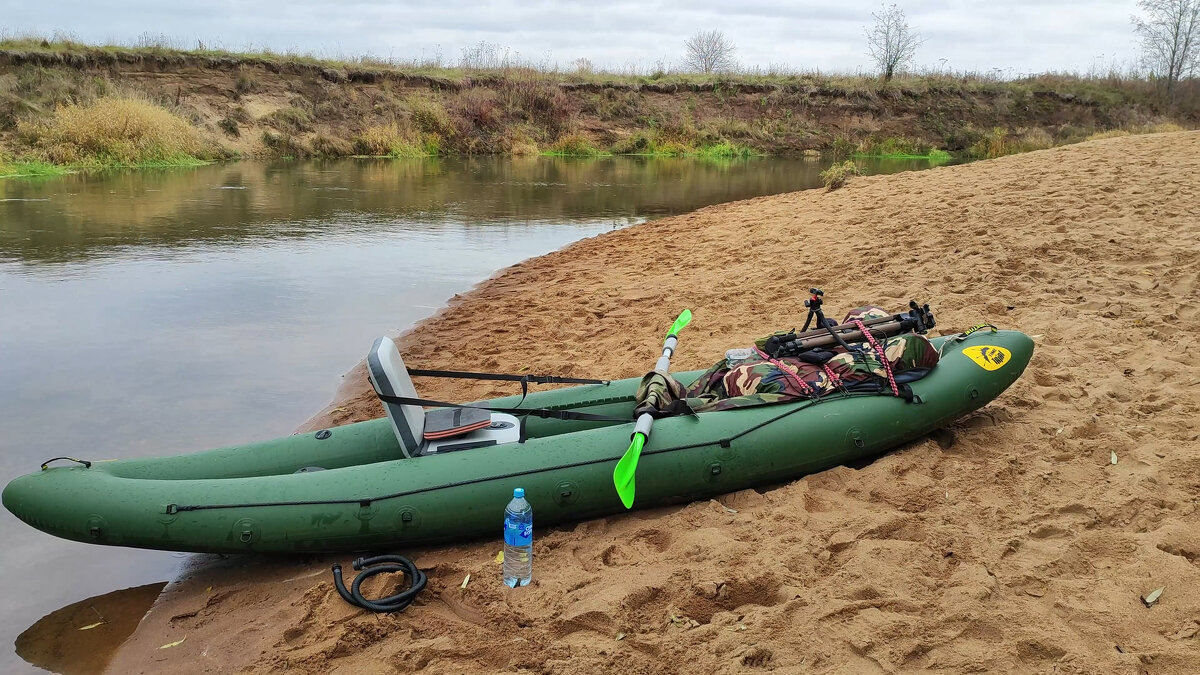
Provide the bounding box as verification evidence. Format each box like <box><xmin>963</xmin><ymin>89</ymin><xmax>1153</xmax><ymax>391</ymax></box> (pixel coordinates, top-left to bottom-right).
<box><xmin>0</xmin><ymin>155</ymin><xmax>947</xmax><ymax>673</ymax></box>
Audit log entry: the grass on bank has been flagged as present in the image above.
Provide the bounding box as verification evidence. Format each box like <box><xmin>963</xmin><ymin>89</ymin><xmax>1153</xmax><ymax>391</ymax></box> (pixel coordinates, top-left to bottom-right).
<box><xmin>962</xmin><ymin>121</ymin><xmax>1185</xmax><ymax>159</ymax></box>
<box><xmin>541</xmin><ymin>132</ymin><xmax>609</xmax><ymax>157</ymax></box>
<box><xmin>849</xmin><ymin>136</ymin><xmax>953</xmax><ymax>160</ymax></box>
<box><xmin>0</xmin><ymin>158</ymin><xmax>68</xmax><ymax>177</ymax></box>
<box><xmin>14</xmin><ymin>96</ymin><xmax>222</xmax><ymax>168</ymax></box>
<box><xmin>535</xmin><ymin>126</ymin><xmax>760</xmax><ymax>158</ymax></box>
<box><xmin>350</xmin><ymin>124</ymin><xmax>442</xmax><ymax>158</ymax></box>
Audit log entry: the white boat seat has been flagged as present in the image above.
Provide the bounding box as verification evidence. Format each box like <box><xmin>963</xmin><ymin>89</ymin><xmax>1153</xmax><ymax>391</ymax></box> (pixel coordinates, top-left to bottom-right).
<box><xmin>366</xmin><ymin>337</ymin><xmax>520</xmax><ymax>458</ymax></box>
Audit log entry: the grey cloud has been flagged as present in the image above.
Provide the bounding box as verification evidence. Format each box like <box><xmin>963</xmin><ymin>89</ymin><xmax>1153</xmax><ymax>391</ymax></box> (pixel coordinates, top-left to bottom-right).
<box><xmin>3</xmin><ymin>0</ymin><xmax>1143</xmax><ymax>74</ymax></box>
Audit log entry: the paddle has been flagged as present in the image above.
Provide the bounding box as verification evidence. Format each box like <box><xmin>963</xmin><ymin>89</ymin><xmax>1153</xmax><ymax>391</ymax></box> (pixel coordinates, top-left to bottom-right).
<box><xmin>613</xmin><ymin>309</ymin><xmax>692</xmax><ymax>509</ymax></box>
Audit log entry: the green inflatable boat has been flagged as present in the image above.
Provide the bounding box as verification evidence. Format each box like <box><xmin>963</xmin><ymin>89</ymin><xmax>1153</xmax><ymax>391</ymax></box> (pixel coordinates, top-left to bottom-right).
<box><xmin>3</xmin><ymin>309</ymin><xmax>1032</xmax><ymax>554</ymax></box>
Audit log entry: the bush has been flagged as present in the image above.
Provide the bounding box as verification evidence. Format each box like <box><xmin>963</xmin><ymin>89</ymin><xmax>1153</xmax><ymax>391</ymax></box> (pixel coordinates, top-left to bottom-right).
<box><xmin>502</xmin><ymin>127</ymin><xmax>539</xmax><ymax>155</ymax></box>
<box><xmin>499</xmin><ymin>73</ymin><xmax>573</xmax><ymax>135</ymax></box>
<box><xmin>854</xmin><ymin>136</ymin><xmax>939</xmax><ymax>157</ymax></box>
<box><xmin>16</xmin><ymin>96</ymin><xmax>216</xmax><ymax>165</ymax></box>
<box><xmin>406</xmin><ymin>96</ymin><xmax>455</xmax><ymax>138</ymax></box>
<box><xmin>217</xmin><ymin>115</ymin><xmax>240</xmax><ymax>137</ymax></box>
<box><xmin>697</xmin><ymin>140</ymin><xmax>755</xmax><ymax>158</ymax></box>
<box><xmin>609</xmin><ymin>130</ymin><xmax>655</xmax><ymax>154</ymax></box>
<box><xmin>353</xmin><ymin>124</ymin><xmax>403</xmax><ymax>155</ymax></box>
<box><xmin>820</xmin><ymin>160</ymin><xmax>860</xmax><ymax>191</ymax></box>
<box><xmin>970</xmin><ymin>128</ymin><xmax>1008</xmax><ymax>158</ymax></box>
<box><xmin>260</xmin><ymin>129</ymin><xmax>308</xmax><ymax>157</ymax></box>
<box><xmin>508</xmin><ymin>139</ymin><xmax>539</xmax><ymax>155</ymax></box>
<box><xmin>234</xmin><ymin>73</ymin><xmax>257</xmax><ymax>96</ymax></box>
<box><xmin>967</xmin><ymin>127</ymin><xmax>1055</xmax><ymax>158</ymax></box>
<box><xmin>830</xmin><ymin>136</ymin><xmax>856</xmax><ymax>157</ymax></box>
<box><xmin>452</xmin><ymin>88</ymin><xmax>500</xmax><ymax>131</ymax></box>
<box><xmin>265</xmin><ymin>106</ymin><xmax>312</xmax><ymax>133</ymax></box>
<box><xmin>309</xmin><ymin>133</ymin><xmax>352</xmax><ymax>157</ymax></box>
<box><xmin>352</xmin><ymin>124</ymin><xmax>439</xmax><ymax>157</ymax></box>
<box><xmin>545</xmin><ymin>132</ymin><xmax>604</xmax><ymax>156</ymax></box>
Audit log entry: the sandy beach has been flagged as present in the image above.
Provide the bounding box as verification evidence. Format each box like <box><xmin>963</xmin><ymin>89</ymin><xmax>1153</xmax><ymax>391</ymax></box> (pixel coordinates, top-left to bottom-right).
<box><xmin>107</xmin><ymin>132</ymin><xmax>1199</xmax><ymax>674</ymax></box>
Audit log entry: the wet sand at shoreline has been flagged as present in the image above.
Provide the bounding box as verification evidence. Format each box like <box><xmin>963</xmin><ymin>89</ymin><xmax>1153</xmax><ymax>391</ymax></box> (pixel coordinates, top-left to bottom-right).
<box><xmin>108</xmin><ymin>132</ymin><xmax>1199</xmax><ymax>674</ymax></box>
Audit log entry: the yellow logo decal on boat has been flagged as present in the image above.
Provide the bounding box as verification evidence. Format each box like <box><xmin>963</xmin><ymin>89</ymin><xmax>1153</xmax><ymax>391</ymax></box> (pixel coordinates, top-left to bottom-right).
<box><xmin>963</xmin><ymin>345</ymin><xmax>1011</xmax><ymax>371</ymax></box>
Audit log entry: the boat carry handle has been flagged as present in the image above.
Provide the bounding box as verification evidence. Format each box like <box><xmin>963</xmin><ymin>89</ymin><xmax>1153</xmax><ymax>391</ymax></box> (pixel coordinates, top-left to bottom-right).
<box><xmin>40</xmin><ymin>456</ymin><xmax>91</xmax><ymax>470</ymax></box>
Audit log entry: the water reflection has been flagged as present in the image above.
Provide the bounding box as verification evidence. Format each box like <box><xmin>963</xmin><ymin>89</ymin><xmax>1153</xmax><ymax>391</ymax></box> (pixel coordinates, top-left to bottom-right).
<box><xmin>0</xmin><ymin>156</ymin><xmax>944</xmax><ymax>265</ymax></box>
<box><xmin>15</xmin><ymin>583</ymin><xmax>167</xmax><ymax>675</ymax></box>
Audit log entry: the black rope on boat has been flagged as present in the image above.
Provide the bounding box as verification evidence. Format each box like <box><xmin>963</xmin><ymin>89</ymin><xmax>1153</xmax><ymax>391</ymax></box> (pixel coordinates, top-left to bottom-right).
<box><xmin>332</xmin><ymin>554</ymin><xmax>427</xmax><ymax>613</ymax></box>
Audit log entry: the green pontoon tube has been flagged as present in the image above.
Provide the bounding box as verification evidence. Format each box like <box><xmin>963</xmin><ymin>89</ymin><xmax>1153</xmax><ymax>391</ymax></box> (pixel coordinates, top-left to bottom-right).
<box><xmin>3</xmin><ymin>308</ymin><xmax>1033</xmax><ymax>554</ymax></box>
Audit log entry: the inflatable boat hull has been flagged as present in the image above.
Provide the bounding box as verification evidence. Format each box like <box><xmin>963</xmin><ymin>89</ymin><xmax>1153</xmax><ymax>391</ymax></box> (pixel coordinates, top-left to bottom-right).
<box><xmin>2</xmin><ymin>330</ymin><xmax>1033</xmax><ymax>553</ymax></box>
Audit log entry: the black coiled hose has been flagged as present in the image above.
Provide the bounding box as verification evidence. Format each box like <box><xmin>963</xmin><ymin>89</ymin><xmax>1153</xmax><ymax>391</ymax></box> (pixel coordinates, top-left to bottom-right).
<box><xmin>332</xmin><ymin>554</ymin><xmax>427</xmax><ymax>613</ymax></box>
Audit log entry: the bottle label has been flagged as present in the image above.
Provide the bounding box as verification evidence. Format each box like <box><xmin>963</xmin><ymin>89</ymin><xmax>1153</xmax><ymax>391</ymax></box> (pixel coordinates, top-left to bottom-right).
<box><xmin>504</xmin><ymin>518</ymin><xmax>532</xmax><ymax>546</ymax></box>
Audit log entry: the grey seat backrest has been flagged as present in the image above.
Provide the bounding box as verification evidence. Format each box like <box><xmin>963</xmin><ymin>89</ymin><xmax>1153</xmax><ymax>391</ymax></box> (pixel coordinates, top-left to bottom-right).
<box><xmin>366</xmin><ymin>337</ymin><xmax>425</xmax><ymax>458</ymax></box>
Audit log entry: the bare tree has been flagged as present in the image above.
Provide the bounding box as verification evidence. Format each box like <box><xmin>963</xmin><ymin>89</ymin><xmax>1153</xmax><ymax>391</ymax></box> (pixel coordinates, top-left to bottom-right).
<box><xmin>866</xmin><ymin>4</ymin><xmax>921</xmax><ymax>81</ymax></box>
<box><xmin>683</xmin><ymin>30</ymin><xmax>737</xmax><ymax>74</ymax></box>
<box><xmin>1132</xmin><ymin>0</ymin><xmax>1200</xmax><ymax>105</ymax></box>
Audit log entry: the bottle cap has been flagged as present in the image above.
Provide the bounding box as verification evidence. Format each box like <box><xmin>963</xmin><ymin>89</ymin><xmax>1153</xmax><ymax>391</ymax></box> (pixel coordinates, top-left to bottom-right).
<box><xmin>513</xmin><ymin>488</ymin><xmax>525</xmax><ymax>498</ymax></box>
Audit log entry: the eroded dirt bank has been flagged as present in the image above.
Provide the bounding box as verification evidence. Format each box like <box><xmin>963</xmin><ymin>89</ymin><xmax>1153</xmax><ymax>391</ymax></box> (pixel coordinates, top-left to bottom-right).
<box><xmin>109</xmin><ymin>132</ymin><xmax>1198</xmax><ymax>674</ymax></box>
<box><xmin>2</xmin><ymin>45</ymin><xmax>1189</xmax><ymax>162</ymax></box>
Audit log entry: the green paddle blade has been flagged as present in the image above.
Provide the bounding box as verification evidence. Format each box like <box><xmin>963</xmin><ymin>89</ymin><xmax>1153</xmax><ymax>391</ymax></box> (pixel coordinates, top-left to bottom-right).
<box><xmin>613</xmin><ymin>433</ymin><xmax>645</xmax><ymax>509</ymax></box>
<box><xmin>613</xmin><ymin>309</ymin><xmax>691</xmax><ymax>509</ymax></box>
<box><xmin>668</xmin><ymin>309</ymin><xmax>693</xmax><ymax>337</ymax></box>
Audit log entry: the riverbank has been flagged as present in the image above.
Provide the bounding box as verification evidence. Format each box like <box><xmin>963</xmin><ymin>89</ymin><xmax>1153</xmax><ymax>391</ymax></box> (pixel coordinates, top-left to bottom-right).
<box><xmin>1</xmin><ymin>39</ymin><xmax>1195</xmax><ymax>172</ymax></box>
<box><xmin>104</xmin><ymin>131</ymin><xmax>1199</xmax><ymax>673</ymax></box>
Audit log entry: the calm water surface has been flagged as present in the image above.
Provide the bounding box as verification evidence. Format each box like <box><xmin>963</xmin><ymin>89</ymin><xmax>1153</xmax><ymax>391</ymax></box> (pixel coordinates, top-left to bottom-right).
<box><xmin>0</xmin><ymin>155</ymin><xmax>947</xmax><ymax>672</ymax></box>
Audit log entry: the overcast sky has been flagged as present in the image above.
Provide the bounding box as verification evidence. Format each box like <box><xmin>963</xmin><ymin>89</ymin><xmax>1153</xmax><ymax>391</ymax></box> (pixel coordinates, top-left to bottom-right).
<box><xmin>2</xmin><ymin>1</ymin><xmax>1145</xmax><ymax>76</ymax></box>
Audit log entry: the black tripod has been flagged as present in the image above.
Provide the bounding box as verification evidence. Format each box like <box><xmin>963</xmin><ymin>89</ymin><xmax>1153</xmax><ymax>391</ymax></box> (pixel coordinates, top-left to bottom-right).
<box><xmin>800</xmin><ymin>289</ymin><xmax>859</xmax><ymax>353</ymax></box>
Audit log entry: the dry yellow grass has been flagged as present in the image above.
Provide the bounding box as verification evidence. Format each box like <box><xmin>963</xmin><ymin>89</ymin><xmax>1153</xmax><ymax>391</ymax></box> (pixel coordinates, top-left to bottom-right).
<box><xmin>351</xmin><ymin>123</ymin><xmax>436</xmax><ymax>157</ymax></box>
<box><xmin>1145</xmin><ymin>121</ymin><xmax>1185</xmax><ymax>133</ymax></box>
<box><xmin>16</xmin><ymin>96</ymin><xmax>216</xmax><ymax>166</ymax></box>
<box><xmin>352</xmin><ymin>123</ymin><xmax>406</xmax><ymax>155</ymax></box>
<box><xmin>1086</xmin><ymin>122</ymin><xmax>1183</xmax><ymax>142</ymax></box>
<box><xmin>1085</xmin><ymin>129</ymin><xmax>1132</xmax><ymax>141</ymax></box>
<box><xmin>969</xmin><ymin>127</ymin><xmax>1056</xmax><ymax>159</ymax></box>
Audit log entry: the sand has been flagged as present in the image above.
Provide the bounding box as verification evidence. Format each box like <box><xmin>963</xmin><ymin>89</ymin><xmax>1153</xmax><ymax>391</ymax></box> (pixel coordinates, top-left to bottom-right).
<box><xmin>107</xmin><ymin>132</ymin><xmax>1199</xmax><ymax>674</ymax></box>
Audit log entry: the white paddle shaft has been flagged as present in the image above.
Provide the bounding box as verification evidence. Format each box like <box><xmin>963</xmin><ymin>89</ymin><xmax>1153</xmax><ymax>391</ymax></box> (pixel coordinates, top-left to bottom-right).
<box><xmin>638</xmin><ymin>332</ymin><xmax>682</xmax><ymax>440</ymax></box>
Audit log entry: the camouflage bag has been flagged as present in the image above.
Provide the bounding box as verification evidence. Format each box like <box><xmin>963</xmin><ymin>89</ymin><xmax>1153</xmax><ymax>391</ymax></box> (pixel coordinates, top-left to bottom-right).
<box><xmin>633</xmin><ymin>370</ymin><xmax>693</xmax><ymax>418</ymax></box>
<box><xmin>682</xmin><ymin>305</ymin><xmax>940</xmax><ymax>412</ymax></box>
<box><xmin>829</xmin><ymin>306</ymin><xmax>940</xmax><ymax>395</ymax></box>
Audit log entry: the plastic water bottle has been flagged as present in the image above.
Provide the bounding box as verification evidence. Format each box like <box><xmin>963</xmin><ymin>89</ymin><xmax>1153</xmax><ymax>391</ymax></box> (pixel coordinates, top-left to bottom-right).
<box><xmin>502</xmin><ymin>488</ymin><xmax>533</xmax><ymax>587</ymax></box>
<box><xmin>725</xmin><ymin>347</ymin><xmax>755</xmax><ymax>369</ymax></box>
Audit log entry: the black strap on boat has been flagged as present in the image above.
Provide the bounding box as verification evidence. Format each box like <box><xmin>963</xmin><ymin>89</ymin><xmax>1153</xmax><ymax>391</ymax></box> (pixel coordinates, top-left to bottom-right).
<box><xmin>40</xmin><ymin>456</ymin><xmax>91</xmax><ymax>470</ymax></box>
<box><xmin>938</xmin><ymin>323</ymin><xmax>1000</xmax><ymax>357</ymax></box>
<box><xmin>376</xmin><ymin>392</ymin><xmax>631</xmax><ymax>423</ymax></box>
<box><xmin>407</xmin><ymin>368</ymin><xmax>608</xmax><ymax>400</ymax></box>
